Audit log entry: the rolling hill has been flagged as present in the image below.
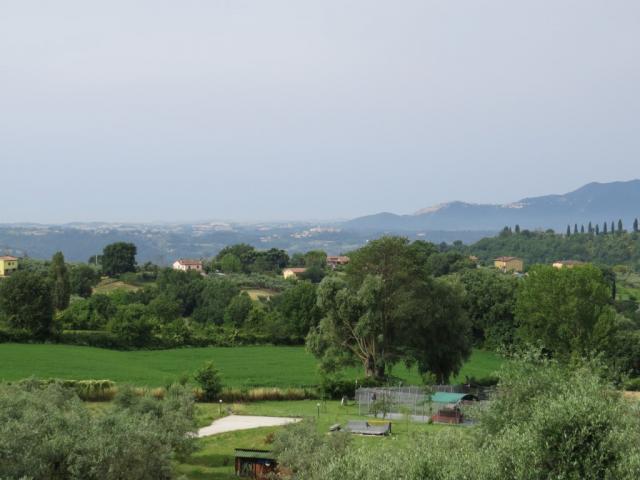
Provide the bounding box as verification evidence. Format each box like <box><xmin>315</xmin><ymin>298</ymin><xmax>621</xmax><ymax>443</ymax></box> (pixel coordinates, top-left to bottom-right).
<box><xmin>343</xmin><ymin>180</ymin><xmax>640</xmax><ymax>233</ymax></box>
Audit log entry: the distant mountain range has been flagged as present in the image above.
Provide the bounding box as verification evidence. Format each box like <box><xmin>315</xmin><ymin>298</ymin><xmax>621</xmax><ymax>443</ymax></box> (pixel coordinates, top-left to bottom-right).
<box><xmin>1</xmin><ymin>180</ymin><xmax>638</xmax><ymax>262</ymax></box>
<box><xmin>343</xmin><ymin>180</ymin><xmax>640</xmax><ymax>232</ymax></box>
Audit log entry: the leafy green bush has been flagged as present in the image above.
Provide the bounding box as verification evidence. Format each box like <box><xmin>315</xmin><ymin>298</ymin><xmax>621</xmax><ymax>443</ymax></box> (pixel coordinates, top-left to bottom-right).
<box><xmin>0</xmin><ymin>382</ymin><xmax>196</xmax><ymax>479</ymax></box>
<box><xmin>194</xmin><ymin>361</ymin><xmax>223</xmax><ymax>401</ymax></box>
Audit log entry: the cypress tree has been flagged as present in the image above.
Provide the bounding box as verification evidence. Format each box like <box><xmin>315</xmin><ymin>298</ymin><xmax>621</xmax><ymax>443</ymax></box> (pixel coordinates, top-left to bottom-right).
<box><xmin>49</xmin><ymin>251</ymin><xmax>70</xmax><ymax>311</ymax></box>
<box><xmin>603</xmin><ymin>222</ymin><xmax>608</xmax><ymax>234</ymax></box>
<box><xmin>574</xmin><ymin>224</ymin><xmax>578</xmax><ymax>234</ymax></box>
<box><xmin>611</xmin><ymin>221</ymin><xmax>615</xmax><ymax>234</ymax></box>
<box><xmin>515</xmin><ymin>224</ymin><xmax>520</xmax><ymax>234</ymax></box>
<box><xmin>618</xmin><ymin>219</ymin><xmax>623</xmax><ymax>233</ymax></box>
<box><xmin>596</xmin><ymin>224</ymin><xmax>600</xmax><ymax>235</ymax></box>
<box><xmin>580</xmin><ymin>225</ymin><xmax>585</xmax><ymax>234</ymax></box>
<box><xmin>634</xmin><ymin>218</ymin><xmax>639</xmax><ymax>233</ymax></box>
<box><xmin>588</xmin><ymin>221</ymin><xmax>593</xmax><ymax>234</ymax></box>
<box><xmin>566</xmin><ymin>225</ymin><xmax>571</xmax><ymax>237</ymax></box>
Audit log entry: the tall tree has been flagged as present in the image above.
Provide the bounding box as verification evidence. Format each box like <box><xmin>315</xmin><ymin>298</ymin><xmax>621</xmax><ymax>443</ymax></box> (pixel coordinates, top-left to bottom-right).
<box><xmin>617</xmin><ymin>219</ymin><xmax>623</xmax><ymax>233</ymax></box>
<box><xmin>603</xmin><ymin>222</ymin><xmax>608</xmax><ymax>234</ymax></box>
<box><xmin>514</xmin><ymin>224</ymin><xmax>520</xmax><ymax>234</ymax></box>
<box><xmin>49</xmin><ymin>252</ymin><xmax>70</xmax><ymax>310</ymax></box>
<box><xmin>566</xmin><ymin>225</ymin><xmax>571</xmax><ymax>237</ymax></box>
<box><xmin>0</xmin><ymin>271</ymin><xmax>53</xmax><ymax>337</ymax></box>
<box><xmin>515</xmin><ymin>264</ymin><xmax>618</xmax><ymax>358</ymax></box>
<box><xmin>574</xmin><ymin>224</ymin><xmax>578</xmax><ymax>234</ymax></box>
<box><xmin>69</xmin><ymin>264</ymin><xmax>100</xmax><ymax>298</ymax></box>
<box><xmin>596</xmin><ymin>224</ymin><xmax>600</xmax><ymax>235</ymax></box>
<box><xmin>580</xmin><ymin>224</ymin><xmax>585</xmax><ymax>234</ymax></box>
<box><xmin>101</xmin><ymin>242</ymin><xmax>137</xmax><ymax>276</ymax></box>
<box><xmin>588</xmin><ymin>221</ymin><xmax>593</xmax><ymax>234</ymax></box>
<box><xmin>611</xmin><ymin>221</ymin><xmax>615</xmax><ymax>234</ymax></box>
<box><xmin>308</xmin><ymin>236</ymin><xmax>471</xmax><ymax>381</ymax></box>
<box><xmin>634</xmin><ymin>218</ymin><xmax>639</xmax><ymax>233</ymax></box>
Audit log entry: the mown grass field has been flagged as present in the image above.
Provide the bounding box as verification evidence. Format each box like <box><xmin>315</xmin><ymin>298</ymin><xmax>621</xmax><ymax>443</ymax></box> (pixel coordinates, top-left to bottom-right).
<box><xmin>0</xmin><ymin>344</ymin><xmax>502</xmax><ymax>388</ymax></box>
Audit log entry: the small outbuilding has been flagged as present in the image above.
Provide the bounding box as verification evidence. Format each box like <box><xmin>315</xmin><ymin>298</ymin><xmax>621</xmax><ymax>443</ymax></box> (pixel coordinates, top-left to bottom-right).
<box><xmin>430</xmin><ymin>392</ymin><xmax>477</xmax><ymax>424</ymax></box>
<box><xmin>234</xmin><ymin>449</ymin><xmax>278</xmax><ymax>479</ymax></box>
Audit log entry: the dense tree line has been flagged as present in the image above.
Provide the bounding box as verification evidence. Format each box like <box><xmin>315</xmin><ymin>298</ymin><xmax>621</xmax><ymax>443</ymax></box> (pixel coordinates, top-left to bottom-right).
<box><xmin>470</xmin><ymin>227</ymin><xmax>640</xmax><ymax>268</ymax></box>
<box><xmin>2</xmin><ymin>235</ymin><xmax>640</xmax><ymax>384</ymax></box>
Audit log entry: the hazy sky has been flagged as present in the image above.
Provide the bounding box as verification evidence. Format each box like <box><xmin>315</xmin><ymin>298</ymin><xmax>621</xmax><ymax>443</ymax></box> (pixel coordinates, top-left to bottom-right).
<box><xmin>1</xmin><ymin>1</ymin><xmax>639</xmax><ymax>223</ymax></box>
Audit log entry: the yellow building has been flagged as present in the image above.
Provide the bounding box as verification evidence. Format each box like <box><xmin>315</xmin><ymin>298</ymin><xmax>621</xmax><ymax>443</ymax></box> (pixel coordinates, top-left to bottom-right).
<box><xmin>283</xmin><ymin>267</ymin><xmax>307</xmax><ymax>280</ymax></box>
<box><xmin>494</xmin><ymin>256</ymin><xmax>523</xmax><ymax>273</ymax></box>
<box><xmin>0</xmin><ymin>256</ymin><xmax>19</xmax><ymax>277</ymax></box>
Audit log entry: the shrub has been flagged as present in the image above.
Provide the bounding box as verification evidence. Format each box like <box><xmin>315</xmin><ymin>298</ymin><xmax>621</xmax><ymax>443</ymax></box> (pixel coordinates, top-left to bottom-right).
<box><xmin>194</xmin><ymin>361</ymin><xmax>223</xmax><ymax>401</ymax></box>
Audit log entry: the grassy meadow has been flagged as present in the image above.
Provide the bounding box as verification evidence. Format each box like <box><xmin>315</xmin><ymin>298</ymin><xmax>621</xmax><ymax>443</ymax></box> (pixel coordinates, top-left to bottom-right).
<box><xmin>0</xmin><ymin>344</ymin><xmax>502</xmax><ymax>388</ymax></box>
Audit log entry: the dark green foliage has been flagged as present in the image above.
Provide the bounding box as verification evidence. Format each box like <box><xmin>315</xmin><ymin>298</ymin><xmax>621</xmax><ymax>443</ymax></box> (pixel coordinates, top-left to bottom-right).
<box><xmin>0</xmin><ymin>382</ymin><xmax>196</xmax><ymax>480</ymax></box>
<box><xmin>0</xmin><ymin>271</ymin><xmax>53</xmax><ymax>338</ymax></box>
<box><xmin>156</xmin><ymin>268</ymin><xmax>204</xmax><ymax>316</ymax></box>
<box><xmin>49</xmin><ymin>251</ymin><xmax>71</xmax><ymax>310</ymax></box>
<box><xmin>515</xmin><ymin>264</ymin><xmax>618</xmax><ymax>358</ymax></box>
<box><xmin>470</xmin><ymin>229</ymin><xmax>640</xmax><ymax>269</ymax></box>
<box><xmin>107</xmin><ymin>304</ymin><xmax>155</xmax><ymax>347</ymax></box>
<box><xmin>193</xmin><ymin>278</ymin><xmax>239</xmax><ymax>325</ymax></box>
<box><xmin>101</xmin><ymin>242</ymin><xmax>137</xmax><ymax>276</ymax></box>
<box><xmin>219</xmin><ymin>253</ymin><xmax>242</xmax><ymax>273</ymax></box>
<box><xmin>271</xmin><ymin>281</ymin><xmax>321</xmax><ymax>338</ymax></box>
<box><xmin>309</xmin><ymin>236</ymin><xmax>471</xmax><ymax>382</ymax></box>
<box><xmin>60</xmin><ymin>294</ymin><xmax>116</xmax><ymax>330</ymax></box>
<box><xmin>459</xmin><ymin>268</ymin><xmax>518</xmax><ymax>347</ymax></box>
<box><xmin>147</xmin><ymin>294</ymin><xmax>181</xmax><ymax>323</ymax></box>
<box><xmin>299</xmin><ymin>265</ymin><xmax>325</xmax><ymax>283</ymax></box>
<box><xmin>69</xmin><ymin>264</ymin><xmax>100</xmax><ymax>297</ymax></box>
<box><xmin>194</xmin><ymin>361</ymin><xmax>223</xmax><ymax>401</ymax></box>
<box><xmin>223</xmin><ymin>292</ymin><xmax>253</xmax><ymax>327</ymax></box>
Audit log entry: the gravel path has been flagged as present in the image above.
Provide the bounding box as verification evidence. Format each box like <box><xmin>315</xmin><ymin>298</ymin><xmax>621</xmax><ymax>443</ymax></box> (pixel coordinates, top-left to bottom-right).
<box><xmin>197</xmin><ymin>414</ymin><xmax>301</xmax><ymax>438</ymax></box>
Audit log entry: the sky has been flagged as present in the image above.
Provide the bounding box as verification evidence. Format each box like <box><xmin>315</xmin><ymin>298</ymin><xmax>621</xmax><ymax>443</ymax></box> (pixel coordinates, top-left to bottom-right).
<box><xmin>1</xmin><ymin>1</ymin><xmax>639</xmax><ymax>223</ymax></box>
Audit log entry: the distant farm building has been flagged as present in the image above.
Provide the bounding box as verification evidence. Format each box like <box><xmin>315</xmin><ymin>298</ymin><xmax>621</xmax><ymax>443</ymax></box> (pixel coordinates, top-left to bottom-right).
<box><xmin>494</xmin><ymin>256</ymin><xmax>524</xmax><ymax>273</ymax></box>
<box><xmin>234</xmin><ymin>449</ymin><xmax>278</xmax><ymax>479</ymax></box>
<box><xmin>283</xmin><ymin>267</ymin><xmax>307</xmax><ymax>280</ymax></box>
<box><xmin>326</xmin><ymin>255</ymin><xmax>350</xmax><ymax>269</ymax></box>
<box><xmin>552</xmin><ymin>260</ymin><xmax>585</xmax><ymax>269</ymax></box>
<box><xmin>0</xmin><ymin>256</ymin><xmax>19</xmax><ymax>277</ymax></box>
<box><xmin>172</xmin><ymin>258</ymin><xmax>203</xmax><ymax>272</ymax></box>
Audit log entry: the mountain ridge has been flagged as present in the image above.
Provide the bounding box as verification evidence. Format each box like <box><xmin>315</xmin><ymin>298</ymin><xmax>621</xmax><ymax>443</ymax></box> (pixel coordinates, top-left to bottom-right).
<box><xmin>343</xmin><ymin>179</ymin><xmax>640</xmax><ymax>232</ymax></box>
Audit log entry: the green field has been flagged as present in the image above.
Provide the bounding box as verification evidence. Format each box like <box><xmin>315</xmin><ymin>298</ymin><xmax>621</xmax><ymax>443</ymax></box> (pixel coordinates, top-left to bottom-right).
<box><xmin>0</xmin><ymin>344</ymin><xmax>502</xmax><ymax>387</ymax></box>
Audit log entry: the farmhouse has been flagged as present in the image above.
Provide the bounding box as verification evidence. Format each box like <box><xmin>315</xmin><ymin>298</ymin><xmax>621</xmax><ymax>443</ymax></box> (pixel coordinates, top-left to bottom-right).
<box><xmin>552</xmin><ymin>260</ymin><xmax>585</xmax><ymax>269</ymax></box>
<box><xmin>234</xmin><ymin>449</ymin><xmax>278</xmax><ymax>479</ymax></box>
<box><xmin>494</xmin><ymin>256</ymin><xmax>524</xmax><ymax>273</ymax></box>
<box><xmin>282</xmin><ymin>267</ymin><xmax>307</xmax><ymax>280</ymax></box>
<box><xmin>172</xmin><ymin>258</ymin><xmax>203</xmax><ymax>272</ymax></box>
<box><xmin>0</xmin><ymin>256</ymin><xmax>19</xmax><ymax>277</ymax></box>
<box><xmin>326</xmin><ymin>255</ymin><xmax>350</xmax><ymax>269</ymax></box>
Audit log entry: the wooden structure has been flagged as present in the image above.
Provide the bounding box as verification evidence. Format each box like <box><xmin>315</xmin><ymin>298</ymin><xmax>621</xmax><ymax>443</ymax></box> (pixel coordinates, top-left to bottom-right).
<box><xmin>234</xmin><ymin>449</ymin><xmax>278</xmax><ymax>479</ymax></box>
<box><xmin>430</xmin><ymin>392</ymin><xmax>477</xmax><ymax>424</ymax></box>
